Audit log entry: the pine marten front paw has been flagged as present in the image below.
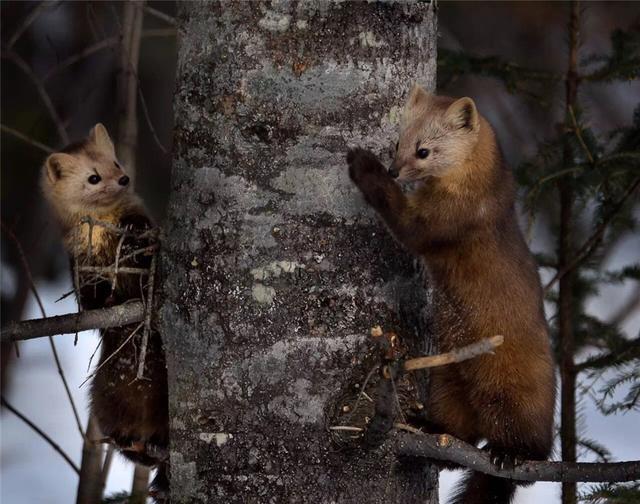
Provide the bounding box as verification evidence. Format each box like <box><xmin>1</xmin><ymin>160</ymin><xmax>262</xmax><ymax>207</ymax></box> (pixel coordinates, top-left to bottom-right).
<box><xmin>346</xmin><ymin>148</ymin><xmax>388</xmax><ymax>186</ymax></box>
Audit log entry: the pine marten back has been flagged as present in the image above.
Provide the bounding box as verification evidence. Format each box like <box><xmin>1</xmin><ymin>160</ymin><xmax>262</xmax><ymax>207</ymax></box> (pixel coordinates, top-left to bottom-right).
<box><xmin>41</xmin><ymin>124</ymin><xmax>168</xmax><ymax>482</ymax></box>
<box><xmin>348</xmin><ymin>85</ymin><xmax>555</xmax><ymax>504</ymax></box>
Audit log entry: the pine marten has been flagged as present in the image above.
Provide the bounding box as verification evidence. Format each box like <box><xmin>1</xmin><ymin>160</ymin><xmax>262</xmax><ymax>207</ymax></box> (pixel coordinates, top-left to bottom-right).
<box><xmin>347</xmin><ymin>85</ymin><xmax>556</xmax><ymax>504</ymax></box>
<box><xmin>42</xmin><ymin>124</ymin><xmax>168</xmax><ymax>493</ymax></box>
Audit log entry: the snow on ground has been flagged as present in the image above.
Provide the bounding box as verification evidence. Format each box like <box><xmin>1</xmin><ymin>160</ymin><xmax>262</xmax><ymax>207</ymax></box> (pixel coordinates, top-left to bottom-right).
<box><xmin>1</xmin><ymin>279</ymin><xmax>136</xmax><ymax>503</ymax></box>
<box><xmin>1</xmin><ymin>277</ymin><xmax>638</xmax><ymax>503</ymax></box>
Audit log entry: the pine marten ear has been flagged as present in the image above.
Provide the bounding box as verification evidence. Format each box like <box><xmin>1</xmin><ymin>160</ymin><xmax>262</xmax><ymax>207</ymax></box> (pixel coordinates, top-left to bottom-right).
<box><xmin>88</xmin><ymin>123</ymin><xmax>116</xmax><ymax>157</ymax></box>
<box><xmin>404</xmin><ymin>83</ymin><xmax>432</xmax><ymax>112</ymax></box>
<box><xmin>402</xmin><ymin>84</ymin><xmax>432</xmax><ymax>124</ymax></box>
<box><xmin>45</xmin><ymin>153</ymin><xmax>76</xmax><ymax>183</ymax></box>
<box><xmin>444</xmin><ymin>97</ymin><xmax>479</xmax><ymax>131</ymax></box>
<box><xmin>406</xmin><ymin>83</ymin><xmax>432</xmax><ymax>107</ymax></box>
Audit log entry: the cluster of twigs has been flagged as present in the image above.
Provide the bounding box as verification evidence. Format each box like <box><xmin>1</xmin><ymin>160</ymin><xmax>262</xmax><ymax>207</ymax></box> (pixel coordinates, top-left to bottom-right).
<box><xmin>331</xmin><ymin>327</ymin><xmax>640</xmax><ymax>484</ymax></box>
<box><xmin>1</xmin><ymin>216</ymin><xmax>159</xmax><ymax>500</ymax></box>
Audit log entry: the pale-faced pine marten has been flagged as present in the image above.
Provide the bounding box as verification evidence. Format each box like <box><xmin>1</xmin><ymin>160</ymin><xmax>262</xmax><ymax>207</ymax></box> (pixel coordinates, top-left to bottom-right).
<box><xmin>347</xmin><ymin>85</ymin><xmax>555</xmax><ymax>504</ymax></box>
<box><xmin>41</xmin><ymin>124</ymin><xmax>168</xmax><ymax>495</ymax></box>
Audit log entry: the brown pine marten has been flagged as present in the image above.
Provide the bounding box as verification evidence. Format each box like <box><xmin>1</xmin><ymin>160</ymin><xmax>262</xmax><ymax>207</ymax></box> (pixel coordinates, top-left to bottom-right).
<box><xmin>347</xmin><ymin>85</ymin><xmax>556</xmax><ymax>504</ymax></box>
<box><xmin>42</xmin><ymin>124</ymin><xmax>168</xmax><ymax>494</ymax></box>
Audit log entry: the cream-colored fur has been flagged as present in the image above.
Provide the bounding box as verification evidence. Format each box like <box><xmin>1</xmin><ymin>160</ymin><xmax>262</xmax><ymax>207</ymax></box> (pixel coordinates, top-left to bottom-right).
<box><xmin>41</xmin><ymin>124</ymin><xmax>141</xmax><ymax>254</ymax></box>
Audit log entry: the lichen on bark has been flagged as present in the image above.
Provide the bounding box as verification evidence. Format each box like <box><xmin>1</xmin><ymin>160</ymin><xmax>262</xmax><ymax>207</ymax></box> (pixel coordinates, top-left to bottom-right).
<box><xmin>161</xmin><ymin>2</ymin><xmax>438</xmax><ymax>502</ymax></box>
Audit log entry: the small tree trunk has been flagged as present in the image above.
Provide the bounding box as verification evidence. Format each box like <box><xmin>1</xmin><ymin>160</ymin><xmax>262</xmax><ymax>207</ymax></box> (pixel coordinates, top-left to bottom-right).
<box><xmin>130</xmin><ymin>465</ymin><xmax>150</xmax><ymax>504</ymax></box>
<box><xmin>559</xmin><ymin>2</ymin><xmax>580</xmax><ymax>504</ymax></box>
<box><xmin>162</xmin><ymin>2</ymin><xmax>437</xmax><ymax>502</ymax></box>
<box><xmin>116</xmin><ymin>0</ymin><xmax>145</xmax><ymax>186</ymax></box>
<box><xmin>75</xmin><ymin>416</ymin><xmax>105</xmax><ymax>504</ymax></box>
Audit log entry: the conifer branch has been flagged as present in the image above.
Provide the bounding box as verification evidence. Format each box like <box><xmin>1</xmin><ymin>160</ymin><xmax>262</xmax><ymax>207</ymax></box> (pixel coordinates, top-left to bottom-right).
<box><xmin>545</xmin><ymin>174</ymin><xmax>640</xmax><ymax>293</ymax></box>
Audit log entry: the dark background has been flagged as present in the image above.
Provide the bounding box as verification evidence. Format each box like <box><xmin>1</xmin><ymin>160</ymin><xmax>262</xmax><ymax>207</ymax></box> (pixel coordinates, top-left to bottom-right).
<box><xmin>1</xmin><ymin>2</ymin><xmax>638</xmax><ymax>502</ymax></box>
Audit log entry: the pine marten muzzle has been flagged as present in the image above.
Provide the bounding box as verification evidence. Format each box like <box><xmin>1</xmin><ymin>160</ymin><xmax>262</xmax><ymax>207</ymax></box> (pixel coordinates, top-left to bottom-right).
<box><xmin>347</xmin><ymin>85</ymin><xmax>556</xmax><ymax>504</ymax></box>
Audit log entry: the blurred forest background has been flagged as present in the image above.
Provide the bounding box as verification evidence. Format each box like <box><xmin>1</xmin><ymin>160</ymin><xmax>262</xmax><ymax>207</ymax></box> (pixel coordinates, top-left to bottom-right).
<box><xmin>1</xmin><ymin>1</ymin><xmax>638</xmax><ymax>503</ymax></box>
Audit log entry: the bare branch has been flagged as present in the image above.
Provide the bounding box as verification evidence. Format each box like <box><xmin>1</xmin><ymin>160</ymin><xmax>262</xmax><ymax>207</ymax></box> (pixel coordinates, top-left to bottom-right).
<box><xmin>402</xmin><ymin>335</ymin><xmax>504</xmax><ymax>372</ymax></box>
<box><xmin>79</xmin><ymin>321</ymin><xmax>144</xmax><ymax>388</ymax></box>
<box><xmin>1</xmin><ymin>302</ymin><xmax>145</xmax><ymax>343</ymax></box>
<box><xmin>135</xmin><ymin>253</ymin><xmax>157</xmax><ymax>381</ymax></box>
<box><xmin>1</xmin><ymin>223</ymin><xmax>83</xmax><ymax>436</ymax></box>
<box><xmin>77</xmin><ymin>265</ymin><xmax>149</xmax><ymax>275</ymax></box>
<box><xmin>117</xmin><ymin>0</ymin><xmax>145</xmax><ymax>185</ymax></box>
<box><xmin>76</xmin><ymin>415</ymin><xmax>107</xmax><ymax>504</ymax></box>
<box><xmin>394</xmin><ymin>430</ymin><xmax>640</xmax><ymax>483</ymax></box>
<box><xmin>43</xmin><ymin>29</ymin><xmax>175</xmax><ymax>82</ymax></box>
<box><xmin>144</xmin><ymin>5</ymin><xmax>176</xmax><ymax>26</ymax></box>
<box><xmin>131</xmin><ymin>465</ymin><xmax>151</xmax><ymax>503</ymax></box>
<box><xmin>1</xmin><ymin>124</ymin><xmax>54</xmax><ymax>153</ymax></box>
<box><xmin>43</xmin><ymin>36</ymin><xmax>119</xmax><ymax>82</ymax></box>
<box><xmin>7</xmin><ymin>1</ymin><xmax>61</xmax><ymax>49</ymax></box>
<box><xmin>1</xmin><ymin>396</ymin><xmax>80</xmax><ymax>475</ymax></box>
<box><xmin>1</xmin><ymin>48</ymin><xmax>69</xmax><ymax>144</ymax></box>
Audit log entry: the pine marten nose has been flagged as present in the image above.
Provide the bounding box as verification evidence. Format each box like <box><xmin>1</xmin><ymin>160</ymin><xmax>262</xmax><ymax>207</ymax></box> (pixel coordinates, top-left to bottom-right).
<box><xmin>389</xmin><ymin>166</ymin><xmax>399</xmax><ymax>178</ymax></box>
<box><xmin>118</xmin><ymin>175</ymin><xmax>130</xmax><ymax>186</ymax></box>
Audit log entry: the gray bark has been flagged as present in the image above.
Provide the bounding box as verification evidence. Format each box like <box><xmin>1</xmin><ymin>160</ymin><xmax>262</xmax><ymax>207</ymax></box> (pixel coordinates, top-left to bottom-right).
<box><xmin>161</xmin><ymin>2</ymin><xmax>437</xmax><ymax>502</ymax></box>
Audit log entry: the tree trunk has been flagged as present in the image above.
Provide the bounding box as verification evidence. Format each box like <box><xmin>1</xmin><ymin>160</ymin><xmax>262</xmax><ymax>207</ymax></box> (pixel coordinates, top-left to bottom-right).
<box><xmin>75</xmin><ymin>416</ymin><xmax>105</xmax><ymax>504</ymax></box>
<box><xmin>559</xmin><ymin>3</ymin><xmax>580</xmax><ymax>504</ymax></box>
<box><xmin>116</xmin><ymin>0</ymin><xmax>145</xmax><ymax>186</ymax></box>
<box><xmin>161</xmin><ymin>2</ymin><xmax>437</xmax><ymax>502</ymax></box>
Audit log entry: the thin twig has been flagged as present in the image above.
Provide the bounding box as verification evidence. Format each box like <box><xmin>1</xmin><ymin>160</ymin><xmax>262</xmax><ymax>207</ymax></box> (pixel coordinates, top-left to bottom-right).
<box><xmin>401</xmin><ymin>335</ymin><xmax>504</xmax><ymax>373</ymax></box>
<box><xmin>44</xmin><ymin>28</ymin><xmax>176</xmax><ymax>82</ymax></box>
<box><xmin>113</xmin><ymin>232</ymin><xmax>127</xmax><ymax>295</ymax></box>
<box><xmin>77</xmin><ymin>265</ymin><xmax>149</xmax><ymax>276</ymax></box>
<box><xmin>1</xmin><ymin>124</ymin><xmax>54</xmax><ymax>153</ymax></box>
<box><xmin>144</xmin><ymin>5</ymin><xmax>176</xmax><ymax>26</ymax></box>
<box><xmin>329</xmin><ymin>426</ymin><xmax>365</xmax><ymax>432</ymax></box>
<box><xmin>137</xmin><ymin>77</ymin><xmax>169</xmax><ymax>154</ymax></box>
<box><xmin>80</xmin><ymin>321</ymin><xmax>144</xmax><ymax>388</ymax></box>
<box><xmin>395</xmin><ymin>431</ymin><xmax>640</xmax><ymax>483</ymax></box>
<box><xmin>1</xmin><ymin>49</ymin><xmax>69</xmax><ymax>144</ymax></box>
<box><xmin>135</xmin><ymin>253</ymin><xmax>157</xmax><ymax>381</ymax></box>
<box><xmin>544</xmin><ymin>175</ymin><xmax>640</xmax><ymax>293</ymax></box>
<box><xmin>1</xmin><ymin>223</ymin><xmax>84</xmax><ymax>437</ymax></box>
<box><xmin>7</xmin><ymin>1</ymin><xmax>61</xmax><ymax>49</ymax></box>
<box><xmin>87</xmin><ymin>338</ymin><xmax>102</xmax><ymax>373</ymax></box>
<box><xmin>1</xmin><ymin>396</ymin><xmax>80</xmax><ymax>475</ymax></box>
<box><xmin>43</xmin><ymin>36</ymin><xmax>119</xmax><ymax>81</ymax></box>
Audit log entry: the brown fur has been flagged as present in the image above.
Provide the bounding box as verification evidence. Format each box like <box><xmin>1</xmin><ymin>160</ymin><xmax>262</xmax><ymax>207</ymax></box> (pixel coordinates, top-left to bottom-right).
<box><xmin>42</xmin><ymin>124</ymin><xmax>168</xmax><ymax>471</ymax></box>
<box><xmin>348</xmin><ymin>86</ymin><xmax>555</xmax><ymax>504</ymax></box>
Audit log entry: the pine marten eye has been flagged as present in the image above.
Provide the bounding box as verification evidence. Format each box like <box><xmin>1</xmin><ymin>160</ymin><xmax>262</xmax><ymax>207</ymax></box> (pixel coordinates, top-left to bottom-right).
<box><xmin>416</xmin><ymin>148</ymin><xmax>430</xmax><ymax>159</ymax></box>
<box><xmin>88</xmin><ymin>174</ymin><xmax>101</xmax><ymax>184</ymax></box>
<box><xmin>114</xmin><ymin>161</ymin><xmax>121</xmax><ymax>169</ymax></box>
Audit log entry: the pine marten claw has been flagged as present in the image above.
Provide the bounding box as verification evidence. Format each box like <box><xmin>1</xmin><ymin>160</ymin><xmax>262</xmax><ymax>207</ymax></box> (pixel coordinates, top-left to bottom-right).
<box><xmin>490</xmin><ymin>450</ymin><xmax>522</xmax><ymax>471</ymax></box>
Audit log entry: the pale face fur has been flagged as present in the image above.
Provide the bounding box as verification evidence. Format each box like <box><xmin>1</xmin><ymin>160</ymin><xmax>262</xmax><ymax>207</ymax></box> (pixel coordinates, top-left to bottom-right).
<box><xmin>391</xmin><ymin>85</ymin><xmax>481</xmax><ymax>182</ymax></box>
<box><xmin>42</xmin><ymin>124</ymin><xmax>131</xmax><ymax>223</ymax></box>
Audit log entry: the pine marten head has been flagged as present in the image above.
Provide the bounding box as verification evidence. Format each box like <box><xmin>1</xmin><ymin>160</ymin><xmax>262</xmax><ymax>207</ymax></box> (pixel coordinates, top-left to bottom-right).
<box><xmin>390</xmin><ymin>85</ymin><xmax>481</xmax><ymax>181</ymax></box>
<box><xmin>42</xmin><ymin>124</ymin><xmax>131</xmax><ymax>217</ymax></box>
